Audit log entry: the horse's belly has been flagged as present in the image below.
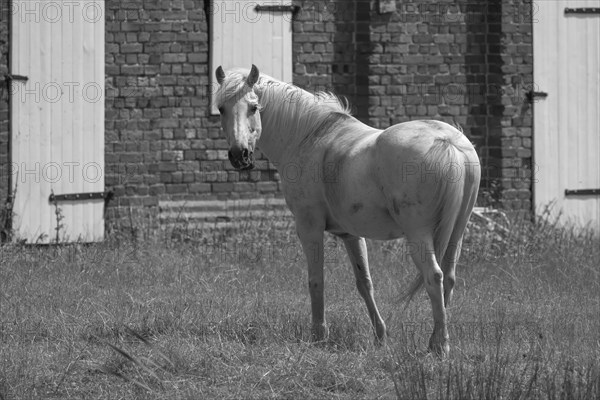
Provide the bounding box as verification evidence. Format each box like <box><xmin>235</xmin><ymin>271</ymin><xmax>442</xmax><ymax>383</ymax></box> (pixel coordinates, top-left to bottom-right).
<box><xmin>326</xmin><ymin>206</ymin><xmax>404</xmax><ymax>240</ymax></box>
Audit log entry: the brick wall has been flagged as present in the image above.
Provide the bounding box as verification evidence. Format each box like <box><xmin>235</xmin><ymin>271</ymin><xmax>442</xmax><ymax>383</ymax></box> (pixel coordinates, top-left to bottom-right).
<box><xmin>496</xmin><ymin>0</ymin><xmax>533</xmax><ymax>211</ymax></box>
<box><xmin>292</xmin><ymin>0</ymin><xmax>375</xmax><ymax>121</ymax></box>
<box><xmin>105</xmin><ymin>0</ymin><xmax>209</xmax><ymax>213</ymax></box>
<box><xmin>104</xmin><ymin>0</ymin><xmax>284</xmax><ymax>227</ymax></box>
<box><xmin>0</xmin><ymin>0</ymin><xmax>534</xmax><ymax>235</ymax></box>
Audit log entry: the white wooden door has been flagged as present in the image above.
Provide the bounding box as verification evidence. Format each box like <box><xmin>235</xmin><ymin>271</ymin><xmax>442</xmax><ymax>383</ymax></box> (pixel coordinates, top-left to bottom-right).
<box><xmin>210</xmin><ymin>0</ymin><xmax>293</xmax><ymax>113</ymax></box>
<box><xmin>533</xmin><ymin>0</ymin><xmax>600</xmax><ymax>232</ymax></box>
<box><xmin>10</xmin><ymin>0</ymin><xmax>105</xmax><ymax>243</ymax></box>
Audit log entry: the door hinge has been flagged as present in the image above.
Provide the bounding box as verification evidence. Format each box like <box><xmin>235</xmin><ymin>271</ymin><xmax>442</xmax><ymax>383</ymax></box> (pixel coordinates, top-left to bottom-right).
<box><xmin>565</xmin><ymin>188</ymin><xmax>600</xmax><ymax>196</ymax></box>
<box><xmin>526</xmin><ymin>91</ymin><xmax>548</xmax><ymax>103</ymax></box>
<box><xmin>6</xmin><ymin>74</ymin><xmax>29</xmax><ymax>82</ymax></box>
<box><xmin>254</xmin><ymin>4</ymin><xmax>300</xmax><ymax>17</ymax></box>
<box><xmin>565</xmin><ymin>8</ymin><xmax>600</xmax><ymax>14</ymax></box>
<box><xmin>49</xmin><ymin>191</ymin><xmax>114</xmax><ymax>203</ymax></box>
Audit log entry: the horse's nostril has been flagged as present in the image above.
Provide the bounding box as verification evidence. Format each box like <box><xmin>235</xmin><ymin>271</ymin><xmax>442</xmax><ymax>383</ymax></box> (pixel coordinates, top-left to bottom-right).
<box><xmin>242</xmin><ymin>149</ymin><xmax>249</xmax><ymax>161</ymax></box>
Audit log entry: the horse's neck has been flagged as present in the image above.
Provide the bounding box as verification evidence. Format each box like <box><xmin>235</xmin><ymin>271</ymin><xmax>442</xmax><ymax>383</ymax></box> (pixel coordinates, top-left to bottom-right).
<box><xmin>254</xmin><ymin>82</ymin><xmax>351</xmax><ymax>165</ymax></box>
<box><xmin>256</xmin><ymin>108</ymin><xmax>287</xmax><ymax>166</ymax></box>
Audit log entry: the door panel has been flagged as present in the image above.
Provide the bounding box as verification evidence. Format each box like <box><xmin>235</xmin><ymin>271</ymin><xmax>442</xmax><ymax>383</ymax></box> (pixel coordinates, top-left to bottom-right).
<box><xmin>10</xmin><ymin>0</ymin><xmax>105</xmax><ymax>243</ymax></box>
<box><xmin>533</xmin><ymin>0</ymin><xmax>600</xmax><ymax>232</ymax></box>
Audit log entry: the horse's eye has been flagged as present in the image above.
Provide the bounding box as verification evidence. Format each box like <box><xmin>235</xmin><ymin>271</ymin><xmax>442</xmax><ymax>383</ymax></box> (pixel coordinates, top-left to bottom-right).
<box><xmin>249</xmin><ymin>105</ymin><xmax>258</xmax><ymax>114</ymax></box>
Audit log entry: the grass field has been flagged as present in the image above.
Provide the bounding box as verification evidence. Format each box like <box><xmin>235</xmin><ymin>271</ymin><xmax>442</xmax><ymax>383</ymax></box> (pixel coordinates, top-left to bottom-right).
<box><xmin>1</xmin><ymin>212</ymin><xmax>599</xmax><ymax>399</ymax></box>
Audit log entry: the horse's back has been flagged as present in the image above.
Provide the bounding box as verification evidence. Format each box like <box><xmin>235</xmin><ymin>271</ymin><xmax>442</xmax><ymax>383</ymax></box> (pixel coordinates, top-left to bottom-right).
<box><xmin>375</xmin><ymin>119</ymin><xmax>478</xmax><ymax>173</ymax></box>
<box><xmin>376</xmin><ymin>120</ymin><xmax>472</xmax><ymax>152</ymax></box>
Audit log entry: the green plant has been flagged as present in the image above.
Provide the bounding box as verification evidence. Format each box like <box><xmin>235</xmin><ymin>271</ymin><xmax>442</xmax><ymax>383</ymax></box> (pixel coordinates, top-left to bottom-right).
<box><xmin>50</xmin><ymin>190</ymin><xmax>65</xmax><ymax>244</ymax></box>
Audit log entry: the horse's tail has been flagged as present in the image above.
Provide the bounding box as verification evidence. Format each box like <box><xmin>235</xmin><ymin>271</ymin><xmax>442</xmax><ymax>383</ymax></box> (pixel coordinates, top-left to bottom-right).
<box><xmin>403</xmin><ymin>133</ymin><xmax>480</xmax><ymax>303</ymax></box>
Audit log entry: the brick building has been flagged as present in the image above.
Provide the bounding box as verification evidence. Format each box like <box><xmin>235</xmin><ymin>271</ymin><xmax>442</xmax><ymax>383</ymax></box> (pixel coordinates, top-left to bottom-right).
<box><xmin>0</xmin><ymin>0</ymin><xmax>552</xmax><ymax>241</ymax></box>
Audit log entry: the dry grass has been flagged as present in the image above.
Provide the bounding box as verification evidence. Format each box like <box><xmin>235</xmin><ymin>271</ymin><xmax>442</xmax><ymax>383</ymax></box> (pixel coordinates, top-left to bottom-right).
<box><xmin>0</xmin><ymin>211</ymin><xmax>599</xmax><ymax>399</ymax></box>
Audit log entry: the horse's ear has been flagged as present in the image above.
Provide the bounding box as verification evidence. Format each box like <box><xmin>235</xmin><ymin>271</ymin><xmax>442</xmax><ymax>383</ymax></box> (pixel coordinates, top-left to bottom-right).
<box><xmin>246</xmin><ymin>64</ymin><xmax>260</xmax><ymax>87</ymax></box>
<box><xmin>216</xmin><ymin>66</ymin><xmax>226</xmax><ymax>85</ymax></box>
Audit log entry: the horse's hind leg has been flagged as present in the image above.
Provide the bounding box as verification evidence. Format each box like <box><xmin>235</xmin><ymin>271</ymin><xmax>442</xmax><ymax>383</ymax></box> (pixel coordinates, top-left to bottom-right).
<box><xmin>340</xmin><ymin>235</ymin><xmax>387</xmax><ymax>344</ymax></box>
<box><xmin>442</xmin><ymin>239</ymin><xmax>462</xmax><ymax>307</ymax></box>
<box><xmin>408</xmin><ymin>233</ymin><xmax>449</xmax><ymax>356</ymax></box>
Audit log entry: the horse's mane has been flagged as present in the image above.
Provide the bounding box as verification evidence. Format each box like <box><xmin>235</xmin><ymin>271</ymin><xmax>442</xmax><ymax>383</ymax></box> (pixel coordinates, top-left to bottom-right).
<box><xmin>215</xmin><ymin>68</ymin><xmax>352</xmax><ymax>141</ymax></box>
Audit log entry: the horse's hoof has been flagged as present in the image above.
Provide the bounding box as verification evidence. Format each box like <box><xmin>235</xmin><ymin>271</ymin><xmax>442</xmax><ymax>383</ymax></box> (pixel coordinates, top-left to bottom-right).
<box><xmin>373</xmin><ymin>328</ymin><xmax>387</xmax><ymax>347</ymax></box>
<box><xmin>428</xmin><ymin>341</ymin><xmax>450</xmax><ymax>358</ymax></box>
<box><xmin>428</xmin><ymin>332</ymin><xmax>449</xmax><ymax>357</ymax></box>
<box><xmin>311</xmin><ymin>323</ymin><xmax>329</xmax><ymax>342</ymax></box>
<box><xmin>371</xmin><ymin>321</ymin><xmax>387</xmax><ymax>347</ymax></box>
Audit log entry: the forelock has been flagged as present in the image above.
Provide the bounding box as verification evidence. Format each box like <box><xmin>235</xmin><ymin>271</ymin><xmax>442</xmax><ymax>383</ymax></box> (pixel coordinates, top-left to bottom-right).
<box><xmin>215</xmin><ymin>70</ymin><xmax>260</xmax><ymax>107</ymax></box>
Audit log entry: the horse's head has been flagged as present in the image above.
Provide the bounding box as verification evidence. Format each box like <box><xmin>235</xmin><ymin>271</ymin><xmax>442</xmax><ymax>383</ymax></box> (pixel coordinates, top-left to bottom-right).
<box><xmin>215</xmin><ymin>64</ymin><xmax>262</xmax><ymax>170</ymax></box>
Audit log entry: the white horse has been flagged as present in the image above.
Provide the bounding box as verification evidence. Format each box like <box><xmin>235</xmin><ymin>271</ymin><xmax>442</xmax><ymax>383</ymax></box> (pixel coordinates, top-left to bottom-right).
<box><xmin>215</xmin><ymin>65</ymin><xmax>480</xmax><ymax>355</ymax></box>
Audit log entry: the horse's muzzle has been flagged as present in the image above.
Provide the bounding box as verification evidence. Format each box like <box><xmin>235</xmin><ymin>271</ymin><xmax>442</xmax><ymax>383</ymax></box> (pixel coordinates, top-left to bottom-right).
<box><xmin>228</xmin><ymin>148</ymin><xmax>255</xmax><ymax>170</ymax></box>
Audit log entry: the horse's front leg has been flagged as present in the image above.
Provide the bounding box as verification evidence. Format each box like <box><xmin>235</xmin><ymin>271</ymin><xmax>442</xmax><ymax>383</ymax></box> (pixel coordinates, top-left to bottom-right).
<box><xmin>296</xmin><ymin>222</ymin><xmax>328</xmax><ymax>341</ymax></box>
